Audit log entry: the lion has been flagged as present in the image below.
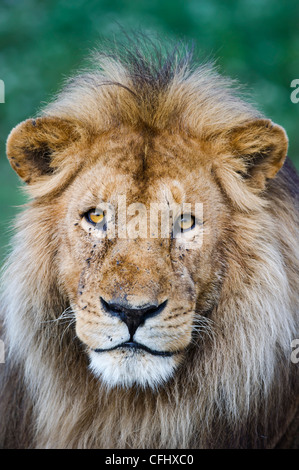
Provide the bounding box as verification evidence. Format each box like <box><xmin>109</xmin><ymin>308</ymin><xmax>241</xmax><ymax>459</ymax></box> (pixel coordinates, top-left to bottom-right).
<box><xmin>0</xmin><ymin>39</ymin><xmax>298</xmax><ymax>449</ymax></box>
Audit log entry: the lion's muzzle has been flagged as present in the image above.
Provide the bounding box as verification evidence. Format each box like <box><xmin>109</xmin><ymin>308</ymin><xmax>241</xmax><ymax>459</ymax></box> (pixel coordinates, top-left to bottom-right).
<box><xmin>99</xmin><ymin>296</ymin><xmax>168</xmax><ymax>338</ymax></box>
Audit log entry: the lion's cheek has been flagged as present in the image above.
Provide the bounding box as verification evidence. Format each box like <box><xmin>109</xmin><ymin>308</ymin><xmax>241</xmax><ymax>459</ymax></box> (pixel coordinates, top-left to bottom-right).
<box><xmin>75</xmin><ymin>313</ymin><xmax>129</xmax><ymax>350</ymax></box>
<box><xmin>134</xmin><ymin>312</ymin><xmax>194</xmax><ymax>353</ymax></box>
<box><xmin>135</xmin><ymin>326</ymin><xmax>192</xmax><ymax>353</ymax></box>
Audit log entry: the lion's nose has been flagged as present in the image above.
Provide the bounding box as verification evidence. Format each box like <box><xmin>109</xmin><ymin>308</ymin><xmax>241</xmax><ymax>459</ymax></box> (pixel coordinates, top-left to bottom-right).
<box><xmin>100</xmin><ymin>297</ymin><xmax>167</xmax><ymax>338</ymax></box>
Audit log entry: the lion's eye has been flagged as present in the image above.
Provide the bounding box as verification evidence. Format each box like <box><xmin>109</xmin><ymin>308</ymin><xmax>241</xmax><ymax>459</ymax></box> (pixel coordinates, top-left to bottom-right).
<box><xmin>85</xmin><ymin>209</ymin><xmax>105</xmax><ymax>226</ymax></box>
<box><xmin>177</xmin><ymin>214</ymin><xmax>195</xmax><ymax>232</ymax></box>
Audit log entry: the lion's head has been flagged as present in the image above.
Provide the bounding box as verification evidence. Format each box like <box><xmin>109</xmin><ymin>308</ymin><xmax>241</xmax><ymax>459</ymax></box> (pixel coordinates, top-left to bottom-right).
<box><xmin>2</xmin><ymin>41</ymin><xmax>298</xmax><ymax>448</ymax></box>
<box><xmin>48</xmin><ymin>128</ymin><xmax>230</xmax><ymax>389</ymax></box>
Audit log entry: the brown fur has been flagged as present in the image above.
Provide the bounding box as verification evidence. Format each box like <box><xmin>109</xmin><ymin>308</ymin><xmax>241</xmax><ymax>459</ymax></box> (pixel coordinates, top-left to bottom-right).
<box><xmin>1</xmin><ymin>40</ymin><xmax>298</xmax><ymax>448</ymax></box>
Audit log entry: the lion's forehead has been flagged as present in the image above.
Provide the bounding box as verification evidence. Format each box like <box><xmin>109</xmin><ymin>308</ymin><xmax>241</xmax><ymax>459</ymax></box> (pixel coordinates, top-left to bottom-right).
<box><xmin>70</xmin><ymin>130</ymin><xmax>217</xmax><ymax>208</ymax></box>
<box><xmin>87</xmin><ymin>130</ymin><xmax>208</xmax><ymax>179</ymax></box>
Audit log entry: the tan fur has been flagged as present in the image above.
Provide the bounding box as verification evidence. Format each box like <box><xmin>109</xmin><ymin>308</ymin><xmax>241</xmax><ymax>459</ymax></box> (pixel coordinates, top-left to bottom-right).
<box><xmin>1</xmin><ymin>41</ymin><xmax>298</xmax><ymax>448</ymax></box>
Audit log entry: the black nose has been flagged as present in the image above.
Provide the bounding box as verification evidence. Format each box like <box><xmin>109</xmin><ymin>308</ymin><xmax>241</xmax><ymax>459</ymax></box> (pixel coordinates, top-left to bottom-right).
<box><xmin>100</xmin><ymin>297</ymin><xmax>167</xmax><ymax>338</ymax></box>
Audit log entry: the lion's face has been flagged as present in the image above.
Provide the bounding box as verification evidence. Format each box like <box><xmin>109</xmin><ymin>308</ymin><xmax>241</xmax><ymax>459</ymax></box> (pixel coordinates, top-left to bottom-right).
<box><xmin>7</xmin><ymin>107</ymin><xmax>288</xmax><ymax>392</ymax></box>
<box><xmin>56</xmin><ymin>129</ymin><xmax>229</xmax><ymax>388</ymax></box>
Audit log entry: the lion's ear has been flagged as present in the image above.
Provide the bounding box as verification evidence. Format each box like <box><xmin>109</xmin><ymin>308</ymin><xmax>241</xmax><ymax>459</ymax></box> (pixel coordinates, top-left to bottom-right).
<box><xmin>6</xmin><ymin>117</ymin><xmax>80</xmax><ymax>184</ymax></box>
<box><xmin>229</xmin><ymin>118</ymin><xmax>288</xmax><ymax>189</ymax></box>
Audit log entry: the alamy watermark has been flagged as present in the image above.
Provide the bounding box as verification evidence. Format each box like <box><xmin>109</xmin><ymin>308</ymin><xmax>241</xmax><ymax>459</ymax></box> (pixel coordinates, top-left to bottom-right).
<box><xmin>291</xmin><ymin>339</ymin><xmax>299</xmax><ymax>364</ymax></box>
<box><xmin>0</xmin><ymin>340</ymin><xmax>5</xmax><ymax>363</ymax></box>
<box><xmin>0</xmin><ymin>79</ymin><xmax>4</xmax><ymax>103</ymax></box>
<box><xmin>82</xmin><ymin>197</ymin><xmax>204</xmax><ymax>250</ymax></box>
<box><xmin>290</xmin><ymin>79</ymin><xmax>299</xmax><ymax>104</ymax></box>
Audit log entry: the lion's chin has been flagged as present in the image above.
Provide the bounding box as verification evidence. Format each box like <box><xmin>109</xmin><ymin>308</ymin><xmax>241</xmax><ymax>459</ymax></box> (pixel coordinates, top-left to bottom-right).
<box><xmin>89</xmin><ymin>348</ymin><xmax>179</xmax><ymax>389</ymax></box>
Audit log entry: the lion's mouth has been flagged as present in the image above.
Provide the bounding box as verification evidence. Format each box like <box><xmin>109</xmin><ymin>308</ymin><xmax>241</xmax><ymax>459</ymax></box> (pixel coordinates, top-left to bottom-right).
<box><xmin>93</xmin><ymin>341</ymin><xmax>179</xmax><ymax>357</ymax></box>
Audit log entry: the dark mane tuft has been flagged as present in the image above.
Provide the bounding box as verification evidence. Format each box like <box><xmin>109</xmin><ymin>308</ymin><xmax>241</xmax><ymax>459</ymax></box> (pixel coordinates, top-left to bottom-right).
<box><xmin>43</xmin><ymin>34</ymin><xmax>261</xmax><ymax>135</ymax></box>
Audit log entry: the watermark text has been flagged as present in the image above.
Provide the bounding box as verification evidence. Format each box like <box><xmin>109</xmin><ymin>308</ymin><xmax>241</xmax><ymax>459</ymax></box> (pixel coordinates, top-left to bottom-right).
<box><xmin>0</xmin><ymin>80</ymin><xmax>4</xmax><ymax>103</ymax></box>
<box><xmin>290</xmin><ymin>79</ymin><xmax>299</xmax><ymax>104</ymax></box>
<box><xmin>291</xmin><ymin>339</ymin><xmax>299</xmax><ymax>364</ymax></box>
<box><xmin>0</xmin><ymin>340</ymin><xmax>5</xmax><ymax>363</ymax></box>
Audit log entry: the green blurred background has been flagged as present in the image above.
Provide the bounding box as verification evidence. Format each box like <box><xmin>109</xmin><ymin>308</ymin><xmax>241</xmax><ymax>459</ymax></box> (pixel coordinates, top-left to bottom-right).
<box><xmin>0</xmin><ymin>0</ymin><xmax>299</xmax><ymax>262</ymax></box>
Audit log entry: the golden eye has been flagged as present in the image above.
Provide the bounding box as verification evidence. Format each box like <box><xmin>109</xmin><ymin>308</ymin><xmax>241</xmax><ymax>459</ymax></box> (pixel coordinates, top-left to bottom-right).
<box><xmin>178</xmin><ymin>214</ymin><xmax>195</xmax><ymax>232</ymax></box>
<box><xmin>85</xmin><ymin>209</ymin><xmax>105</xmax><ymax>225</ymax></box>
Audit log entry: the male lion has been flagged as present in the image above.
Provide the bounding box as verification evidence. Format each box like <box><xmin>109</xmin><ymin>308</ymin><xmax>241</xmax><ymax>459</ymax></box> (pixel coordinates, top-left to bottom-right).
<box><xmin>0</xmin><ymin>40</ymin><xmax>298</xmax><ymax>449</ymax></box>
